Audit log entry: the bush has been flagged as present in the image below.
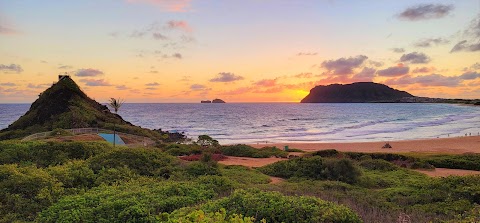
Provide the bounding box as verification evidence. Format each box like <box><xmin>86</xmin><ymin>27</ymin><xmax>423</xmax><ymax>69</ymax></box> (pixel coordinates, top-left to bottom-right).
<box><xmin>424</xmin><ymin>154</ymin><xmax>480</xmax><ymax>171</ymax></box>
<box><xmin>0</xmin><ymin>164</ymin><xmax>64</xmax><ymax>222</ymax></box>
<box><xmin>185</xmin><ymin>161</ymin><xmax>221</xmax><ymax>177</ymax></box>
<box><xmin>311</xmin><ymin>149</ymin><xmax>340</xmax><ymax>158</ymax></box>
<box><xmin>94</xmin><ymin>166</ymin><xmax>139</xmax><ymax>186</ymax></box>
<box><xmin>196</xmin><ymin>175</ymin><xmax>235</xmax><ymax>195</ymax></box>
<box><xmin>47</xmin><ymin>160</ymin><xmax>96</xmax><ymax>190</ymax></box>
<box><xmin>163</xmin><ymin>143</ymin><xmax>202</xmax><ymax>156</ymax></box>
<box><xmin>88</xmin><ymin>148</ymin><xmax>177</xmax><ymax>178</ymax></box>
<box><xmin>410</xmin><ymin>160</ymin><xmax>435</xmax><ymax>170</ymax></box>
<box><xmin>179</xmin><ymin>153</ymin><xmax>226</xmax><ymax>162</ymax></box>
<box><xmin>165</xmin><ymin>209</ymin><xmax>255</xmax><ymax>223</ymax></box>
<box><xmin>199</xmin><ymin>189</ymin><xmax>362</xmax><ymax>223</ymax></box>
<box><xmin>220</xmin><ymin>144</ymin><xmax>288</xmax><ymax>158</ymax></box>
<box><xmin>221</xmin><ymin>165</ymin><xmax>271</xmax><ymax>186</ymax></box>
<box><xmin>258</xmin><ymin>157</ymin><xmax>361</xmax><ymax>184</ymax></box>
<box><xmin>346</xmin><ymin>152</ymin><xmax>411</xmax><ymax>162</ymax></box>
<box><xmin>359</xmin><ymin>159</ymin><xmax>398</xmax><ymax>171</ymax></box>
<box><xmin>37</xmin><ymin>180</ymin><xmax>217</xmax><ymax>223</ymax></box>
<box><xmin>0</xmin><ymin>141</ymin><xmax>111</xmax><ymax>167</ymax></box>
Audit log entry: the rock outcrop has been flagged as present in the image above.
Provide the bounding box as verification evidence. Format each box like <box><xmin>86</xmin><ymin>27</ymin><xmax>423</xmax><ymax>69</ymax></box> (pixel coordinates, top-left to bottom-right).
<box><xmin>301</xmin><ymin>82</ymin><xmax>414</xmax><ymax>103</ymax></box>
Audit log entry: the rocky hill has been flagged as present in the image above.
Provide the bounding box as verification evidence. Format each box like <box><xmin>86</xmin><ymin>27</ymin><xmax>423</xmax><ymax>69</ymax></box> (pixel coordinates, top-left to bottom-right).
<box><xmin>301</xmin><ymin>82</ymin><xmax>414</xmax><ymax>103</ymax></box>
<box><xmin>0</xmin><ymin>76</ymin><xmax>184</xmax><ymax>141</ymax></box>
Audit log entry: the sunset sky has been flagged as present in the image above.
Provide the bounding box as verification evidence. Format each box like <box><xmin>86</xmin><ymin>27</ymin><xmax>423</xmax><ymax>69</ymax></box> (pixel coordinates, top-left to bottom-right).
<box><xmin>0</xmin><ymin>0</ymin><xmax>479</xmax><ymax>103</ymax></box>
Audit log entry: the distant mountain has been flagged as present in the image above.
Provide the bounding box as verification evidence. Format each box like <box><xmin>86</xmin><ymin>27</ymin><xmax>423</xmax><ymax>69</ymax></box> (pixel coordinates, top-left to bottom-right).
<box><xmin>0</xmin><ymin>76</ymin><xmax>184</xmax><ymax>141</ymax></box>
<box><xmin>301</xmin><ymin>82</ymin><xmax>414</xmax><ymax>103</ymax></box>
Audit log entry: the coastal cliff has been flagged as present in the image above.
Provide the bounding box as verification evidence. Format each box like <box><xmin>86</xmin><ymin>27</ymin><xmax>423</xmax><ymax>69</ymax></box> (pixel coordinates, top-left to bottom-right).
<box><xmin>301</xmin><ymin>82</ymin><xmax>414</xmax><ymax>103</ymax></box>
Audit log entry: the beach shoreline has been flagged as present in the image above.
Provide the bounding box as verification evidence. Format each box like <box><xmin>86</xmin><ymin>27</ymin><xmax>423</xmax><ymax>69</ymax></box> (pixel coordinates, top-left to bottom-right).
<box><xmin>249</xmin><ymin>136</ymin><xmax>480</xmax><ymax>154</ymax></box>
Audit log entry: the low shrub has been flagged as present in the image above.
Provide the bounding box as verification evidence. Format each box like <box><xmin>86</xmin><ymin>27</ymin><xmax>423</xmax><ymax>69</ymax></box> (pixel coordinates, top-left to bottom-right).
<box><xmin>185</xmin><ymin>161</ymin><xmax>221</xmax><ymax>177</ymax></box>
<box><xmin>221</xmin><ymin>165</ymin><xmax>271</xmax><ymax>186</ymax></box>
<box><xmin>164</xmin><ymin>209</ymin><xmax>255</xmax><ymax>223</ymax></box>
<box><xmin>163</xmin><ymin>143</ymin><xmax>202</xmax><ymax>156</ymax></box>
<box><xmin>410</xmin><ymin>160</ymin><xmax>435</xmax><ymax>169</ymax></box>
<box><xmin>47</xmin><ymin>160</ymin><xmax>96</xmax><ymax>190</ymax></box>
<box><xmin>37</xmin><ymin>180</ymin><xmax>217</xmax><ymax>223</ymax></box>
<box><xmin>258</xmin><ymin>156</ymin><xmax>361</xmax><ymax>184</ymax></box>
<box><xmin>179</xmin><ymin>154</ymin><xmax>226</xmax><ymax>161</ymax></box>
<box><xmin>311</xmin><ymin>149</ymin><xmax>340</xmax><ymax>158</ymax></box>
<box><xmin>88</xmin><ymin>148</ymin><xmax>177</xmax><ymax>178</ymax></box>
<box><xmin>0</xmin><ymin>141</ymin><xmax>111</xmax><ymax>167</ymax></box>
<box><xmin>359</xmin><ymin>159</ymin><xmax>398</xmax><ymax>171</ymax></box>
<box><xmin>346</xmin><ymin>152</ymin><xmax>412</xmax><ymax>162</ymax></box>
<box><xmin>0</xmin><ymin>164</ymin><xmax>64</xmax><ymax>222</ymax></box>
<box><xmin>199</xmin><ymin>189</ymin><xmax>362</xmax><ymax>223</ymax></box>
<box><xmin>220</xmin><ymin>144</ymin><xmax>288</xmax><ymax>158</ymax></box>
<box><xmin>424</xmin><ymin>154</ymin><xmax>480</xmax><ymax>171</ymax></box>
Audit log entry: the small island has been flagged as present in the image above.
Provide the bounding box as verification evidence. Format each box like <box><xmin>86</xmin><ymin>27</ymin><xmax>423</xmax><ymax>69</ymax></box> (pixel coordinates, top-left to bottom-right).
<box><xmin>201</xmin><ymin>99</ymin><xmax>226</xmax><ymax>103</ymax></box>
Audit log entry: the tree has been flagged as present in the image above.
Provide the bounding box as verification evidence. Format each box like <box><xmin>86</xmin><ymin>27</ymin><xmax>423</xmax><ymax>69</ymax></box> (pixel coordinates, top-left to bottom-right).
<box><xmin>197</xmin><ymin>135</ymin><xmax>219</xmax><ymax>147</ymax></box>
<box><xmin>108</xmin><ymin>98</ymin><xmax>124</xmax><ymax>147</ymax></box>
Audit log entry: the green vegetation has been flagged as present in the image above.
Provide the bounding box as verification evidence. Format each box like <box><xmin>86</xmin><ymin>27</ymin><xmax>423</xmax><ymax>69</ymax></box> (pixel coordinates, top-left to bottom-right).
<box><xmin>37</xmin><ymin>180</ymin><xmax>217</xmax><ymax>223</ymax></box>
<box><xmin>163</xmin><ymin>143</ymin><xmax>202</xmax><ymax>156</ymax></box>
<box><xmin>188</xmin><ymin>189</ymin><xmax>362</xmax><ymax>223</ymax></box>
<box><xmin>0</xmin><ymin>141</ymin><xmax>364</xmax><ymax>222</ymax></box>
<box><xmin>422</xmin><ymin>154</ymin><xmax>480</xmax><ymax>171</ymax></box>
<box><xmin>259</xmin><ymin>156</ymin><xmax>361</xmax><ymax>184</ymax></box>
<box><xmin>220</xmin><ymin>144</ymin><xmax>288</xmax><ymax>158</ymax></box>
<box><xmin>0</xmin><ymin>141</ymin><xmax>479</xmax><ymax>222</ymax></box>
<box><xmin>0</xmin><ymin>141</ymin><xmax>111</xmax><ymax>167</ymax></box>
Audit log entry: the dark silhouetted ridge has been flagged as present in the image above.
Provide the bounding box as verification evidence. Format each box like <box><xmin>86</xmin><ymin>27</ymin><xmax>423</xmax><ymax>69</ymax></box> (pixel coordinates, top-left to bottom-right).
<box><xmin>301</xmin><ymin>82</ymin><xmax>414</xmax><ymax>103</ymax></box>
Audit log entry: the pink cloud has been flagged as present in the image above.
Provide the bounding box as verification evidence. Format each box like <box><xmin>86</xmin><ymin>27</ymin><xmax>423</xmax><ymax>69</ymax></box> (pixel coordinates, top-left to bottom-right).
<box><xmin>167</xmin><ymin>20</ymin><xmax>192</xmax><ymax>32</ymax></box>
<box><xmin>0</xmin><ymin>25</ymin><xmax>19</xmax><ymax>35</ymax></box>
<box><xmin>254</xmin><ymin>79</ymin><xmax>277</xmax><ymax>87</ymax></box>
<box><xmin>126</xmin><ymin>0</ymin><xmax>192</xmax><ymax>12</ymax></box>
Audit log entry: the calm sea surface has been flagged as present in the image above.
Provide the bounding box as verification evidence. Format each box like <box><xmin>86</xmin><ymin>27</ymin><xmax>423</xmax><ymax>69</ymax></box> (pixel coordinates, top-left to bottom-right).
<box><xmin>1</xmin><ymin>103</ymin><xmax>480</xmax><ymax>144</ymax></box>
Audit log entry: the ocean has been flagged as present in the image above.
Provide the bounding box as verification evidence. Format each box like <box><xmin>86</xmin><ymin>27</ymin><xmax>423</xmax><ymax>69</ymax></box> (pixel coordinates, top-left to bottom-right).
<box><xmin>1</xmin><ymin>103</ymin><xmax>480</xmax><ymax>144</ymax></box>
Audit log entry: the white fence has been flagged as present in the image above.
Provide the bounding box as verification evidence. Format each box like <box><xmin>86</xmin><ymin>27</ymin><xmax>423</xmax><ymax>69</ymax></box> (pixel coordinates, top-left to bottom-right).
<box><xmin>21</xmin><ymin>128</ymin><xmax>156</xmax><ymax>147</ymax></box>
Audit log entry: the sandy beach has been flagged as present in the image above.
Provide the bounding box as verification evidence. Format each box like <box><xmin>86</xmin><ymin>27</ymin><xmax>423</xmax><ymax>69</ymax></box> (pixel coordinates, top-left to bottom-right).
<box><xmin>250</xmin><ymin>136</ymin><xmax>480</xmax><ymax>154</ymax></box>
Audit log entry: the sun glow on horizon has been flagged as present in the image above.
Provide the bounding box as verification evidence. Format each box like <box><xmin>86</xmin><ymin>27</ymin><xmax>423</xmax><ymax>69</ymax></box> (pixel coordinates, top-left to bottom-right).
<box><xmin>0</xmin><ymin>1</ymin><xmax>479</xmax><ymax>103</ymax></box>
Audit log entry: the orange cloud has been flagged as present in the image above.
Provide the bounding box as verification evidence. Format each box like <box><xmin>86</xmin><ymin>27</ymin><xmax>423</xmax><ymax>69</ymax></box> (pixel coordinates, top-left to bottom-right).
<box><xmin>126</xmin><ymin>0</ymin><xmax>191</xmax><ymax>12</ymax></box>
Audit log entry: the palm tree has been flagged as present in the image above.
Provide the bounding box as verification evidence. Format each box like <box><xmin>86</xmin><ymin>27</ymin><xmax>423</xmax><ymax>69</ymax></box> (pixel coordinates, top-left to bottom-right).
<box><xmin>108</xmin><ymin>98</ymin><xmax>124</xmax><ymax>147</ymax></box>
